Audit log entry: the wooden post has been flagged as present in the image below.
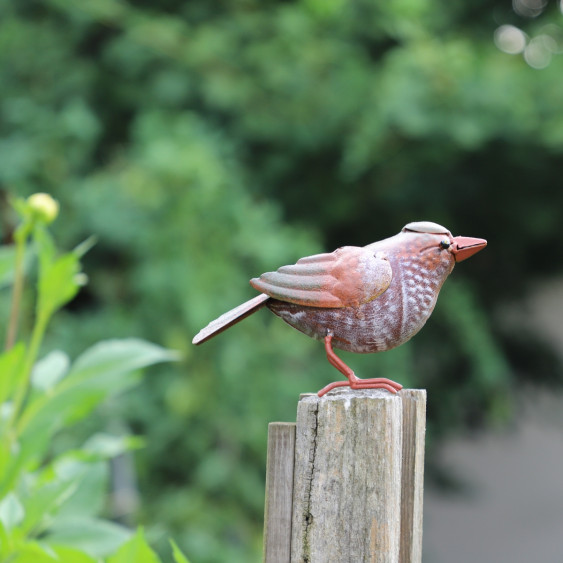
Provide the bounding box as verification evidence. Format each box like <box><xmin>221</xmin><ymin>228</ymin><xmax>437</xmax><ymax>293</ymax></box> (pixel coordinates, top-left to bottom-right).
<box><xmin>399</xmin><ymin>389</ymin><xmax>426</xmax><ymax>563</ymax></box>
<box><xmin>263</xmin><ymin>422</ymin><xmax>296</xmax><ymax>563</ymax></box>
<box><xmin>263</xmin><ymin>388</ymin><xmax>426</xmax><ymax>563</ymax></box>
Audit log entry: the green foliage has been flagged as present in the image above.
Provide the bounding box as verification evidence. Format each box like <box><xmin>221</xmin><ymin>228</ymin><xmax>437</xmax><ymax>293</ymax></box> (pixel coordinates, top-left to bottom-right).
<box><xmin>0</xmin><ymin>197</ymin><xmax>190</xmax><ymax>562</ymax></box>
<box><xmin>1</xmin><ymin>0</ymin><xmax>563</xmax><ymax>561</ymax></box>
<box><xmin>106</xmin><ymin>529</ymin><xmax>160</xmax><ymax>563</ymax></box>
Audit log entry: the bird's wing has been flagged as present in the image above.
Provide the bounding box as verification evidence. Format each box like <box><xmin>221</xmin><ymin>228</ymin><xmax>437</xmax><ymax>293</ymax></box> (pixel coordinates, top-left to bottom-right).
<box><xmin>250</xmin><ymin>246</ymin><xmax>392</xmax><ymax>308</ymax></box>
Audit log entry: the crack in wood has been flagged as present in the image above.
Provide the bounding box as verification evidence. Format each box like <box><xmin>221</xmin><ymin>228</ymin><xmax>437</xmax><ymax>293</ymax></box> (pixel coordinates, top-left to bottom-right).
<box><xmin>302</xmin><ymin>400</ymin><xmax>319</xmax><ymax>562</ymax></box>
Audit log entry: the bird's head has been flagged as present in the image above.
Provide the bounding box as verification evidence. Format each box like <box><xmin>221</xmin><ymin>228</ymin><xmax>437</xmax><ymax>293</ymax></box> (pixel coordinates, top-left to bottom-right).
<box><xmin>402</xmin><ymin>221</ymin><xmax>487</xmax><ymax>263</ymax></box>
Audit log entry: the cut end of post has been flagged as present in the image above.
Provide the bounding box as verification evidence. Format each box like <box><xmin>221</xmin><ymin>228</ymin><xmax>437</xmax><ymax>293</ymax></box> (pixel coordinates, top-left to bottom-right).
<box><xmin>301</xmin><ymin>387</ymin><xmax>425</xmax><ymax>402</ymax></box>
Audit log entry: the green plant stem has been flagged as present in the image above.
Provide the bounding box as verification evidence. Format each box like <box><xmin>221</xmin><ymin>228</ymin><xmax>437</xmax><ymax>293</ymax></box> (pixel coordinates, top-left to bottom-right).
<box><xmin>9</xmin><ymin>311</ymin><xmax>49</xmax><ymax>432</ymax></box>
<box><xmin>5</xmin><ymin>234</ymin><xmax>27</xmax><ymax>351</ymax></box>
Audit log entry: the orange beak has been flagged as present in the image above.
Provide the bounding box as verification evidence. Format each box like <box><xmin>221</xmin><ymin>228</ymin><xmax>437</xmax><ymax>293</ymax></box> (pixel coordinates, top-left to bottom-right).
<box><xmin>451</xmin><ymin>236</ymin><xmax>487</xmax><ymax>262</ymax></box>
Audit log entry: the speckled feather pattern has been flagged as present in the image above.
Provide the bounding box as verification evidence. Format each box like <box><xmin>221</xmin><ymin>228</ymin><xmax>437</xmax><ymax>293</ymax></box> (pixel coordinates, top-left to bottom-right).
<box><xmin>267</xmin><ymin>231</ymin><xmax>455</xmax><ymax>353</ymax></box>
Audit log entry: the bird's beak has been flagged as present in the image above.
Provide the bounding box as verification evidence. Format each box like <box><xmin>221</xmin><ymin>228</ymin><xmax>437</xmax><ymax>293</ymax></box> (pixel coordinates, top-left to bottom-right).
<box><xmin>451</xmin><ymin>236</ymin><xmax>487</xmax><ymax>262</ymax></box>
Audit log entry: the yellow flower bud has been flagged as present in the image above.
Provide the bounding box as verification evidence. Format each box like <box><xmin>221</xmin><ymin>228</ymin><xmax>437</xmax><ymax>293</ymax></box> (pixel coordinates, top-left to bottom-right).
<box><xmin>27</xmin><ymin>193</ymin><xmax>59</xmax><ymax>224</ymax></box>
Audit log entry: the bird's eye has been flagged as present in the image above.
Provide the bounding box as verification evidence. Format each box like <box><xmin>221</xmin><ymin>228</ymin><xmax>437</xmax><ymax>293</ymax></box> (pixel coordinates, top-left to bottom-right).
<box><xmin>440</xmin><ymin>240</ymin><xmax>450</xmax><ymax>249</ymax></box>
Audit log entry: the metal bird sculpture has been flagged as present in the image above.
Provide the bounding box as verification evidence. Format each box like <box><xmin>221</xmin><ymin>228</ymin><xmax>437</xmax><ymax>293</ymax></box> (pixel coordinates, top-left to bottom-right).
<box><xmin>193</xmin><ymin>221</ymin><xmax>487</xmax><ymax>396</ymax></box>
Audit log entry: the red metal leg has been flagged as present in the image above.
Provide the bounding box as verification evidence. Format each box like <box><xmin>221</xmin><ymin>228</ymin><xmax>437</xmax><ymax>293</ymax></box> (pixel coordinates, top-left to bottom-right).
<box><xmin>317</xmin><ymin>333</ymin><xmax>403</xmax><ymax>397</ymax></box>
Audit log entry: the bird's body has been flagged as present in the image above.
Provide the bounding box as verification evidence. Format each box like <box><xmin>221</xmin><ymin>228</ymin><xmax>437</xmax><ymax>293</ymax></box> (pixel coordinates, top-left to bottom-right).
<box><xmin>193</xmin><ymin>221</ymin><xmax>487</xmax><ymax>396</ymax></box>
<box><xmin>267</xmin><ymin>229</ymin><xmax>454</xmax><ymax>354</ymax></box>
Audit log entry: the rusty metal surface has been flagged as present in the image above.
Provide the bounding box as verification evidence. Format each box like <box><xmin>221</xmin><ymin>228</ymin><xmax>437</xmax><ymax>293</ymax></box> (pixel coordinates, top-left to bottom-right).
<box><xmin>193</xmin><ymin>221</ymin><xmax>487</xmax><ymax>396</ymax></box>
<box><xmin>250</xmin><ymin>245</ymin><xmax>392</xmax><ymax>308</ymax></box>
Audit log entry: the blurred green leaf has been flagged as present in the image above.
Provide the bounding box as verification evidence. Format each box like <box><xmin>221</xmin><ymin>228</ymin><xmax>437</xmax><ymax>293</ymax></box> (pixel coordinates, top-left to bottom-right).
<box><xmin>37</xmin><ymin>252</ymin><xmax>82</xmax><ymax>320</ymax></box>
<box><xmin>33</xmin><ymin>225</ymin><xmax>57</xmax><ymax>277</ymax></box>
<box><xmin>0</xmin><ymin>343</ymin><xmax>26</xmax><ymax>404</ymax></box>
<box><xmin>31</xmin><ymin>351</ymin><xmax>70</xmax><ymax>392</ymax></box>
<box><xmin>20</xmin><ymin>479</ymin><xmax>78</xmax><ymax>535</ymax></box>
<box><xmin>31</xmin><ymin>224</ymin><xmax>83</xmax><ymax>321</ymax></box>
<box><xmin>50</xmin><ymin>545</ymin><xmax>98</xmax><ymax>563</ymax></box>
<box><xmin>73</xmin><ymin>236</ymin><xmax>97</xmax><ymax>259</ymax></box>
<box><xmin>0</xmin><ymin>519</ymin><xmax>11</xmax><ymax>557</ymax></box>
<box><xmin>106</xmin><ymin>528</ymin><xmax>161</xmax><ymax>563</ymax></box>
<box><xmin>9</xmin><ymin>542</ymin><xmax>59</xmax><ymax>563</ymax></box>
<box><xmin>170</xmin><ymin>540</ymin><xmax>192</xmax><ymax>563</ymax></box>
<box><xmin>82</xmin><ymin>433</ymin><xmax>144</xmax><ymax>459</ymax></box>
<box><xmin>53</xmin><ymin>457</ymin><xmax>108</xmax><ymax>520</ymax></box>
<box><xmin>20</xmin><ymin>339</ymin><xmax>177</xmax><ymax>440</ymax></box>
<box><xmin>67</xmin><ymin>339</ymin><xmax>180</xmax><ymax>385</ymax></box>
<box><xmin>0</xmin><ymin>492</ymin><xmax>24</xmax><ymax>531</ymax></box>
<box><xmin>2</xmin><ymin>339</ymin><xmax>176</xmax><ymax>506</ymax></box>
<box><xmin>44</xmin><ymin>517</ymin><xmax>132</xmax><ymax>558</ymax></box>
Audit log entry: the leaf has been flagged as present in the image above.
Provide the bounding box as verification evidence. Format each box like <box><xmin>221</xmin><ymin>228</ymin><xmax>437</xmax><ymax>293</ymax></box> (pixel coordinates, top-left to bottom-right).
<box><xmin>20</xmin><ymin>479</ymin><xmax>78</xmax><ymax>535</ymax></box>
<box><xmin>0</xmin><ymin>519</ymin><xmax>11</xmax><ymax>556</ymax></box>
<box><xmin>53</xmin><ymin>457</ymin><xmax>108</xmax><ymax>520</ymax></box>
<box><xmin>73</xmin><ymin>236</ymin><xmax>97</xmax><ymax>259</ymax></box>
<box><xmin>44</xmin><ymin>517</ymin><xmax>132</xmax><ymax>558</ymax></box>
<box><xmin>19</xmin><ymin>339</ymin><xmax>178</xmax><ymax>450</ymax></box>
<box><xmin>10</xmin><ymin>542</ymin><xmax>59</xmax><ymax>563</ymax></box>
<box><xmin>107</xmin><ymin>528</ymin><xmax>161</xmax><ymax>563</ymax></box>
<box><xmin>31</xmin><ymin>223</ymin><xmax>83</xmax><ymax>319</ymax></box>
<box><xmin>170</xmin><ymin>540</ymin><xmax>192</xmax><ymax>563</ymax></box>
<box><xmin>47</xmin><ymin>437</ymin><xmax>140</xmax><ymax>524</ymax></box>
<box><xmin>0</xmin><ymin>440</ymin><xmax>29</xmax><ymax>499</ymax></box>
<box><xmin>32</xmin><ymin>225</ymin><xmax>57</xmax><ymax>278</ymax></box>
<box><xmin>37</xmin><ymin>252</ymin><xmax>82</xmax><ymax>319</ymax></box>
<box><xmin>50</xmin><ymin>545</ymin><xmax>97</xmax><ymax>563</ymax></box>
<box><xmin>67</xmin><ymin>338</ymin><xmax>180</xmax><ymax>385</ymax></box>
<box><xmin>31</xmin><ymin>351</ymin><xmax>70</xmax><ymax>392</ymax></box>
<box><xmin>0</xmin><ymin>343</ymin><xmax>26</xmax><ymax>404</ymax></box>
<box><xmin>0</xmin><ymin>493</ymin><xmax>25</xmax><ymax>530</ymax></box>
<box><xmin>82</xmin><ymin>433</ymin><xmax>144</xmax><ymax>459</ymax></box>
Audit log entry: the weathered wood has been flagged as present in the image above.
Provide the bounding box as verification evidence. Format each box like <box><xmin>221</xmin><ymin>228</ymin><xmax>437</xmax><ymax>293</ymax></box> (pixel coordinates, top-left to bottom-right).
<box><xmin>290</xmin><ymin>389</ymin><xmax>404</xmax><ymax>563</ymax></box>
<box><xmin>399</xmin><ymin>390</ymin><xmax>427</xmax><ymax>563</ymax></box>
<box><xmin>263</xmin><ymin>422</ymin><xmax>297</xmax><ymax>563</ymax></box>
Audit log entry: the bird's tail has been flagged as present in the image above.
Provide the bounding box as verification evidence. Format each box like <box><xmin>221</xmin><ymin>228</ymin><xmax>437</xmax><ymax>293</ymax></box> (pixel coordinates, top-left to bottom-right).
<box><xmin>192</xmin><ymin>293</ymin><xmax>270</xmax><ymax>345</ymax></box>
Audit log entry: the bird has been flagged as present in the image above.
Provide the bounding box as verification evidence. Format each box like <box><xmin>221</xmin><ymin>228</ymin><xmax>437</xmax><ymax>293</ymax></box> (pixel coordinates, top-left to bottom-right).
<box><xmin>193</xmin><ymin>221</ymin><xmax>487</xmax><ymax>397</ymax></box>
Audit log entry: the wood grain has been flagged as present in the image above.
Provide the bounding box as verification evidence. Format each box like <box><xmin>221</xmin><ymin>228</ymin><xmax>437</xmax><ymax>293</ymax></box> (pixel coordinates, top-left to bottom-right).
<box><xmin>263</xmin><ymin>422</ymin><xmax>297</xmax><ymax>563</ymax></box>
<box><xmin>399</xmin><ymin>390</ymin><xmax>427</xmax><ymax>563</ymax></box>
<box><xmin>290</xmin><ymin>389</ymin><xmax>403</xmax><ymax>563</ymax></box>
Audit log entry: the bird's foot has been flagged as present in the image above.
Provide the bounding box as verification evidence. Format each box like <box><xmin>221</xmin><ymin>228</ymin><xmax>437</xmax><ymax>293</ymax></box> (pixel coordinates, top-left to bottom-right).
<box><xmin>319</xmin><ymin>333</ymin><xmax>403</xmax><ymax>397</ymax></box>
<box><xmin>317</xmin><ymin>376</ymin><xmax>402</xmax><ymax>397</ymax></box>
<box><xmin>350</xmin><ymin>375</ymin><xmax>403</xmax><ymax>393</ymax></box>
